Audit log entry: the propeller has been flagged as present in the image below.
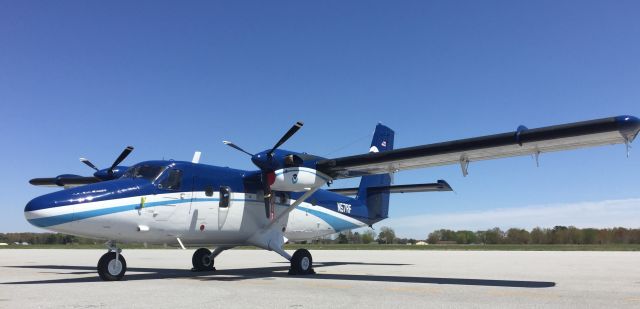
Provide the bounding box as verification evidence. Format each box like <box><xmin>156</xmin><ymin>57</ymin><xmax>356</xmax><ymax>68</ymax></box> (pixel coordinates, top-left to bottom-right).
<box><xmin>109</xmin><ymin>146</ymin><xmax>134</xmax><ymax>176</ymax></box>
<box><xmin>80</xmin><ymin>158</ymin><xmax>99</xmax><ymax>171</ymax></box>
<box><xmin>80</xmin><ymin>146</ymin><xmax>134</xmax><ymax>180</ymax></box>
<box><xmin>222</xmin><ymin>141</ymin><xmax>253</xmax><ymax>157</ymax></box>
<box><xmin>30</xmin><ymin>146</ymin><xmax>135</xmax><ymax>188</ymax></box>
<box><xmin>268</xmin><ymin>121</ymin><xmax>303</xmax><ymax>157</ymax></box>
<box><xmin>223</xmin><ymin>122</ymin><xmax>304</xmax><ymax>219</ymax></box>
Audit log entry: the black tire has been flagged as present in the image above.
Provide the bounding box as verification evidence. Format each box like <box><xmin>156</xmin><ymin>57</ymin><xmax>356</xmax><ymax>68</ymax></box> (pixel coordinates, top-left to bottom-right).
<box><xmin>97</xmin><ymin>252</ymin><xmax>127</xmax><ymax>281</ymax></box>
<box><xmin>289</xmin><ymin>249</ymin><xmax>315</xmax><ymax>275</ymax></box>
<box><xmin>192</xmin><ymin>248</ymin><xmax>215</xmax><ymax>271</ymax></box>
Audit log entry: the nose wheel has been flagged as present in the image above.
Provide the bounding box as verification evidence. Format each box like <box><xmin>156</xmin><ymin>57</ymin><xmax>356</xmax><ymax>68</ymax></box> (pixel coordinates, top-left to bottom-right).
<box><xmin>97</xmin><ymin>251</ymin><xmax>127</xmax><ymax>281</ymax></box>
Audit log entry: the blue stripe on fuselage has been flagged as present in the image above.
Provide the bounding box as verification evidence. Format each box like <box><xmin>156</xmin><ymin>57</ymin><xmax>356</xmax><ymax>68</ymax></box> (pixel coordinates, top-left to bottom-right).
<box><xmin>27</xmin><ymin>198</ymin><xmax>198</xmax><ymax>227</ymax></box>
<box><xmin>301</xmin><ymin>207</ymin><xmax>360</xmax><ymax>231</ymax></box>
<box><xmin>27</xmin><ymin>197</ymin><xmax>361</xmax><ymax>232</ymax></box>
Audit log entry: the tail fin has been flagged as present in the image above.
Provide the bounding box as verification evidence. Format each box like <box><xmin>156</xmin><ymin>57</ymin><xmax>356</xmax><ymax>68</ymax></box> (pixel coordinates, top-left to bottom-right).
<box><xmin>357</xmin><ymin>123</ymin><xmax>394</xmax><ymax>223</ymax></box>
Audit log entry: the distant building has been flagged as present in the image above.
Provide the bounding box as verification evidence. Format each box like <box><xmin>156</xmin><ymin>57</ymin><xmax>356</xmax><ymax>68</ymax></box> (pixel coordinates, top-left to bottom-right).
<box><xmin>415</xmin><ymin>241</ymin><xmax>428</xmax><ymax>245</ymax></box>
<box><xmin>0</xmin><ymin>243</ymin><xmax>8</xmax><ymax>246</ymax></box>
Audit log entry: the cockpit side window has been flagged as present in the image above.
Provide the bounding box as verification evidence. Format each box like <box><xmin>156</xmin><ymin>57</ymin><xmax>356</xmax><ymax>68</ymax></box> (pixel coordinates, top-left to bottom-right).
<box><xmin>204</xmin><ymin>185</ymin><xmax>214</xmax><ymax>197</ymax></box>
<box><xmin>158</xmin><ymin>169</ymin><xmax>182</xmax><ymax>190</ymax></box>
<box><xmin>122</xmin><ymin>164</ymin><xmax>165</xmax><ymax>181</ymax></box>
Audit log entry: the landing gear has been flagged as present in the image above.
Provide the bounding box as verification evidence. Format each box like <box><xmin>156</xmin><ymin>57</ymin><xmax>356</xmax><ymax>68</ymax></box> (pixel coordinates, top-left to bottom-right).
<box><xmin>97</xmin><ymin>242</ymin><xmax>127</xmax><ymax>281</ymax></box>
<box><xmin>191</xmin><ymin>246</ymin><xmax>232</xmax><ymax>272</ymax></box>
<box><xmin>192</xmin><ymin>248</ymin><xmax>215</xmax><ymax>271</ymax></box>
<box><xmin>289</xmin><ymin>249</ymin><xmax>315</xmax><ymax>275</ymax></box>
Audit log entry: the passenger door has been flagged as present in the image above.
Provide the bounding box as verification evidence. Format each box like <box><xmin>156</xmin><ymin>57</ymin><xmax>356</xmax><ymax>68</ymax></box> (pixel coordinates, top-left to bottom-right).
<box><xmin>218</xmin><ymin>186</ymin><xmax>231</xmax><ymax>229</ymax></box>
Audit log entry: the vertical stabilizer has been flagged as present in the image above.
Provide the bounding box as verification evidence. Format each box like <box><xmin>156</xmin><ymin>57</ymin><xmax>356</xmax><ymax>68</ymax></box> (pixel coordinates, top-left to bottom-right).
<box><xmin>357</xmin><ymin>124</ymin><xmax>394</xmax><ymax>222</ymax></box>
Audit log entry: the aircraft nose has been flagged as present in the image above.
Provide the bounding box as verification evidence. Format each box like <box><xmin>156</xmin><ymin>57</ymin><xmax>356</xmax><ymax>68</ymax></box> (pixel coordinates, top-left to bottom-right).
<box><xmin>25</xmin><ymin>195</ymin><xmax>49</xmax><ymax>213</ymax></box>
<box><xmin>24</xmin><ymin>195</ymin><xmax>61</xmax><ymax>227</ymax></box>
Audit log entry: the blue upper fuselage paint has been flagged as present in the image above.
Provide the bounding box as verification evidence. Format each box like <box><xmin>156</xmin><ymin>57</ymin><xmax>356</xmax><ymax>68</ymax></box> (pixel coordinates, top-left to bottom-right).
<box><xmin>25</xmin><ymin>160</ymin><xmax>249</xmax><ymax>212</ymax></box>
<box><xmin>25</xmin><ymin>158</ymin><xmax>373</xmax><ymax>229</ymax></box>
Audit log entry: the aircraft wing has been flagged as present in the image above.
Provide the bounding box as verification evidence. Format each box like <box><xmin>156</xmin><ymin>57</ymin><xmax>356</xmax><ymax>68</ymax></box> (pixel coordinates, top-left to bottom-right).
<box><xmin>29</xmin><ymin>176</ymin><xmax>102</xmax><ymax>188</ymax></box>
<box><xmin>316</xmin><ymin>116</ymin><xmax>640</xmax><ymax>179</ymax></box>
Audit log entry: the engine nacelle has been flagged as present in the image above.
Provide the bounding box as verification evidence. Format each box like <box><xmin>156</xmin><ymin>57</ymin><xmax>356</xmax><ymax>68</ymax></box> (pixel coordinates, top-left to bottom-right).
<box><xmin>270</xmin><ymin>167</ymin><xmax>331</xmax><ymax>192</ymax></box>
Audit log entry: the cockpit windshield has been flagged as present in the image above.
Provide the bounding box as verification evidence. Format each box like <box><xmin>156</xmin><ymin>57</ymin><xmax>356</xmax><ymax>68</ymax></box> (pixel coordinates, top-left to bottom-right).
<box><xmin>121</xmin><ymin>164</ymin><xmax>165</xmax><ymax>181</ymax></box>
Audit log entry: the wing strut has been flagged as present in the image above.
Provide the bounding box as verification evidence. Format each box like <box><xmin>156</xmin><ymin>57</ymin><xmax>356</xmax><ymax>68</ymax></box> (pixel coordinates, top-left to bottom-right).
<box><xmin>460</xmin><ymin>156</ymin><xmax>469</xmax><ymax>177</ymax></box>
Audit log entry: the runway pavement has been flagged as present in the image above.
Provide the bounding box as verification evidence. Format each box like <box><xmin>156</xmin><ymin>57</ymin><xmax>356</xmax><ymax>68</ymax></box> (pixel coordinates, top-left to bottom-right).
<box><xmin>1</xmin><ymin>249</ymin><xmax>638</xmax><ymax>308</ymax></box>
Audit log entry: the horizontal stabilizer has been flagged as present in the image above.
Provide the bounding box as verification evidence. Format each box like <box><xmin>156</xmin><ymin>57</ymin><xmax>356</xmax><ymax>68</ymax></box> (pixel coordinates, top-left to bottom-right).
<box><xmin>329</xmin><ymin>180</ymin><xmax>452</xmax><ymax>196</ymax></box>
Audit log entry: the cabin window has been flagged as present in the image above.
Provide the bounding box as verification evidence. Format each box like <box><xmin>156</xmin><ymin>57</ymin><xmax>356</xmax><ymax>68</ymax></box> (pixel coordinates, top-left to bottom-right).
<box><xmin>284</xmin><ymin>154</ymin><xmax>304</xmax><ymax>167</ymax></box>
<box><xmin>158</xmin><ymin>169</ymin><xmax>182</xmax><ymax>190</ymax></box>
<box><xmin>204</xmin><ymin>186</ymin><xmax>214</xmax><ymax>197</ymax></box>
<box><xmin>275</xmin><ymin>191</ymin><xmax>290</xmax><ymax>205</ymax></box>
<box><xmin>219</xmin><ymin>186</ymin><xmax>231</xmax><ymax>208</ymax></box>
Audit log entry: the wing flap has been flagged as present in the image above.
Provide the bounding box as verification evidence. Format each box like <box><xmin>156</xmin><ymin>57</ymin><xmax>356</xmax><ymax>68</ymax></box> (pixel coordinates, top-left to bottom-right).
<box><xmin>329</xmin><ymin>180</ymin><xmax>453</xmax><ymax>196</ymax></box>
<box><xmin>317</xmin><ymin>116</ymin><xmax>640</xmax><ymax>178</ymax></box>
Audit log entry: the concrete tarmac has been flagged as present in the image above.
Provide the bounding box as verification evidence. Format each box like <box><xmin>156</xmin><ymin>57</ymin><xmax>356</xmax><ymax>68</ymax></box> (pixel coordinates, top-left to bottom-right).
<box><xmin>0</xmin><ymin>249</ymin><xmax>638</xmax><ymax>308</ymax></box>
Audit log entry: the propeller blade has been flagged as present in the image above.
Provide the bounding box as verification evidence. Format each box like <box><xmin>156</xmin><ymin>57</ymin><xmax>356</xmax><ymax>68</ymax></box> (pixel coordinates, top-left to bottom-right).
<box><xmin>223</xmin><ymin>141</ymin><xmax>254</xmax><ymax>156</ymax></box>
<box><xmin>268</xmin><ymin>121</ymin><xmax>303</xmax><ymax>156</ymax></box>
<box><xmin>79</xmin><ymin>158</ymin><xmax>99</xmax><ymax>171</ymax></box>
<box><xmin>262</xmin><ymin>172</ymin><xmax>275</xmax><ymax>220</ymax></box>
<box><xmin>263</xmin><ymin>184</ymin><xmax>273</xmax><ymax>219</ymax></box>
<box><xmin>109</xmin><ymin>146</ymin><xmax>134</xmax><ymax>174</ymax></box>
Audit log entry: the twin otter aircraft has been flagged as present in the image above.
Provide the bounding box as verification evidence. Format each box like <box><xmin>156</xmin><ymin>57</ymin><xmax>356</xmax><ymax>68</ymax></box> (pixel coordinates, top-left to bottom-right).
<box><xmin>27</xmin><ymin>116</ymin><xmax>639</xmax><ymax>281</ymax></box>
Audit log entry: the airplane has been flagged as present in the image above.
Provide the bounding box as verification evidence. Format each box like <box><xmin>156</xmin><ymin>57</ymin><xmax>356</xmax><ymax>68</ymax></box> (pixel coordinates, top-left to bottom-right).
<box><xmin>25</xmin><ymin>115</ymin><xmax>640</xmax><ymax>281</ymax></box>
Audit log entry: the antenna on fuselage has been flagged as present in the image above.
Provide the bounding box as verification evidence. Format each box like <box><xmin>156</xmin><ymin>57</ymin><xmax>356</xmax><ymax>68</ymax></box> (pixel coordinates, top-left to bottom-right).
<box><xmin>192</xmin><ymin>151</ymin><xmax>202</xmax><ymax>164</ymax></box>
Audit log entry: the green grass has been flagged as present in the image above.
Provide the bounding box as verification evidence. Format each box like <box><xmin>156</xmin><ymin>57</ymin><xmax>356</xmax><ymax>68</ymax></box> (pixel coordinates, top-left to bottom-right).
<box><xmin>2</xmin><ymin>243</ymin><xmax>639</xmax><ymax>251</ymax></box>
<box><xmin>284</xmin><ymin>243</ymin><xmax>640</xmax><ymax>251</ymax></box>
<box><xmin>0</xmin><ymin>243</ymin><xmax>168</xmax><ymax>249</ymax></box>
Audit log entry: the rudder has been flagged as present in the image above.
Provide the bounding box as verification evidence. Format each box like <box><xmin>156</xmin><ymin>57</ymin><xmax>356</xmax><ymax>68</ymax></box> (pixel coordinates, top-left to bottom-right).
<box><xmin>357</xmin><ymin>123</ymin><xmax>394</xmax><ymax>223</ymax></box>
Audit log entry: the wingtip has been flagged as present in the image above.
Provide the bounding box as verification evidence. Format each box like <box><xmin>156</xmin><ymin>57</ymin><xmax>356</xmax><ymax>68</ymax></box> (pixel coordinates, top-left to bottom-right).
<box><xmin>615</xmin><ymin>115</ymin><xmax>640</xmax><ymax>142</ymax></box>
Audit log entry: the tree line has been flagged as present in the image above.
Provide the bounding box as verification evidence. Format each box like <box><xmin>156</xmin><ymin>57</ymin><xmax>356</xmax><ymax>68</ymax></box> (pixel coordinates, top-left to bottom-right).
<box><xmin>334</xmin><ymin>226</ymin><xmax>640</xmax><ymax>245</ymax></box>
<box><xmin>427</xmin><ymin>226</ymin><xmax>640</xmax><ymax>245</ymax></box>
<box><xmin>332</xmin><ymin>227</ymin><xmax>419</xmax><ymax>245</ymax></box>
<box><xmin>0</xmin><ymin>233</ymin><xmax>98</xmax><ymax>245</ymax></box>
<box><xmin>3</xmin><ymin>226</ymin><xmax>640</xmax><ymax>246</ymax></box>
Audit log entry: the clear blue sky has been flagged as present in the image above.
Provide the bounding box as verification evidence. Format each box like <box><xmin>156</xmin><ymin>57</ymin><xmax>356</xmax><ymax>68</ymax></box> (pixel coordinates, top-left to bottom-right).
<box><xmin>1</xmin><ymin>1</ymin><xmax>639</xmax><ymax>238</ymax></box>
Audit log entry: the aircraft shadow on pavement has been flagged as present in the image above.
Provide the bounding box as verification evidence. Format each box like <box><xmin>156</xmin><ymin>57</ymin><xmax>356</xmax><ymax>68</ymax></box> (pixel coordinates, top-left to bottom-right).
<box><xmin>2</xmin><ymin>262</ymin><xmax>555</xmax><ymax>288</ymax></box>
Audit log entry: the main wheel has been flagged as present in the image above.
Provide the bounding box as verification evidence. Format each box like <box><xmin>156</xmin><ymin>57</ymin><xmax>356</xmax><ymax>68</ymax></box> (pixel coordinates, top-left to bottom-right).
<box><xmin>97</xmin><ymin>252</ymin><xmax>127</xmax><ymax>281</ymax></box>
<box><xmin>289</xmin><ymin>249</ymin><xmax>315</xmax><ymax>275</ymax></box>
<box><xmin>192</xmin><ymin>248</ymin><xmax>215</xmax><ymax>271</ymax></box>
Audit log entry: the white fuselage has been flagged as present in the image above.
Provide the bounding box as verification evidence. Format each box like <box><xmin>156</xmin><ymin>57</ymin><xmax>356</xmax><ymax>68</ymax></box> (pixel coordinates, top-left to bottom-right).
<box><xmin>25</xmin><ymin>190</ymin><xmax>367</xmax><ymax>246</ymax></box>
